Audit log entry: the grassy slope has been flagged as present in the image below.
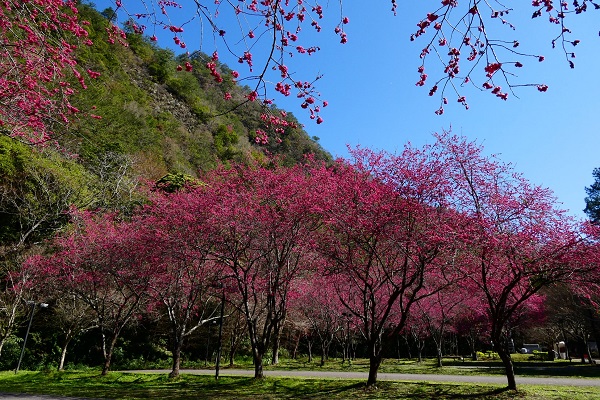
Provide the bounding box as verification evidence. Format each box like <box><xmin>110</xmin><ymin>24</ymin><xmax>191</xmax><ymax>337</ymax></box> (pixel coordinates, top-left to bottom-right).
<box><xmin>69</xmin><ymin>3</ymin><xmax>331</xmax><ymax>179</ymax></box>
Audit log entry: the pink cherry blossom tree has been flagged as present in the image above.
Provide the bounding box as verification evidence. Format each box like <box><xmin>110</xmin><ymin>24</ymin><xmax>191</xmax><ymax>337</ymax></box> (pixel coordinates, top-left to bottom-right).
<box><xmin>314</xmin><ymin>151</ymin><xmax>463</xmax><ymax>386</ymax></box>
<box><xmin>452</xmin><ymin>292</ymin><xmax>490</xmax><ymax>361</ymax></box>
<box><xmin>436</xmin><ymin>132</ymin><xmax>587</xmax><ymax>390</ymax></box>
<box><xmin>411</xmin><ymin>289</ymin><xmax>465</xmax><ymax>367</ymax></box>
<box><xmin>0</xmin><ymin>256</ymin><xmax>38</xmax><ymax>359</ymax></box>
<box><xmin>194</xmin><ymin>162</ymin><xmax>324</xmax><ymax>378</ymax></box>
<box><xmin>21</xmin><ymin>256</ymin><xmax>98</xmax><ymax>371</ymax></box>
<box><xmin>32</xmin><ymin>210</ymin><xmax>152</xmax><ymax>375</ymax></box>
<box><xmin>294</xmin><ymin>275</ymin><xmax>346</xmax><ymax>367</ymax></box>
<box><xmin>129</xmin><ymin>191</ymin><xmax>224</xmax><ymax>378</ymax></box>
<box><xmin>403</xmin><ymin>310</ymin><xmax>431</xmax><ymax>364</ymax></box>
<box><xmin>0</xmin><ymin>0</ymin><xmax>99</xmax><ymax>144</ymax></box>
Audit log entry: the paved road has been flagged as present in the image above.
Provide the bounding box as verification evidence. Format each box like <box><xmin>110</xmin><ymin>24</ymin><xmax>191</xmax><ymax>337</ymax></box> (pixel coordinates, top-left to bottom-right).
<box><xmin>127</xmin><ymin>368</ymin><xmax>600</xmax><ymax>386</ymax></box>
<box><xmin>2</xmin><ymin>368</ymin><xmax>599</xmax><ymax>399</ymax></box>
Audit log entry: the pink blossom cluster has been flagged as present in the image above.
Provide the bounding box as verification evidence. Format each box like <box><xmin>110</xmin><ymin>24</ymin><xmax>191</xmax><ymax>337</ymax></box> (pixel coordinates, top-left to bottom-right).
<box><xmin>409</xmin><ymin>0</ymin><xmax>588</xmax><ymax>114</ymax></box>
<box><xmin>106</xmin><ymin>0</ymin><xmax>348</xmax><ymax>126</ymax></box>
<box><xmin>0</xmin><ymin>0</ymin><xmax>99</xmax><ymax>144</ymax></box>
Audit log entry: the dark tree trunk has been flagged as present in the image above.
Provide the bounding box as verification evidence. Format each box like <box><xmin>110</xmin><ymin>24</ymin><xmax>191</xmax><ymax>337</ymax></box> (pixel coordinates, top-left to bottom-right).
<box><xmin>170</xmin><ymin>338</ymin><xmax>183</xmax><ymax>378</ymax></box>
<box><xmin>367</xmin><ymin>353</ymin><xmax>382</xmax><ymax>386</ymax></box>
<box><xmin>319</xmin><ymin>337</ymin><xmax>331</xmax><ymax>367</ymax></box>
<box><xmin>497</xmin><ymin>346</ymin><xmax>517</xmax><ymax>390</ymax></box>
<box><xmin>468</xmin><ymin>333</ymin><xmax>478</xmax><ymax>360</ymax></box>
<box><xmin>247</xmin><ymin>320</ymin><xmax>266</xmax><ymax>379</ymax></box>
<box><xmin>228</xmin><ymin>334</ymin><xmax>237</xmax><ymax>367</ymax></box>
<box><xmin>101</xmin><ymin>333</ymin><xmax>118</xmax><ymax>376</ymax></box>
<box><xmin>586</xmin><ymin>342</ymin><xmax>593</xmax><ymax>364</ymax></box>
<box><xmin>253</xmin><ymin>351</ymin><xmax>264</xmax><ymax>379</ymax></box>
<box><xmin>366</xmin><ymin>336</ymin><xmax>383</xmax><ymax>387</ymax></box>
<box><xmin>402</xmin><ymin>334</ymin><xmax>412</xmax><ymax>360</ymax></box>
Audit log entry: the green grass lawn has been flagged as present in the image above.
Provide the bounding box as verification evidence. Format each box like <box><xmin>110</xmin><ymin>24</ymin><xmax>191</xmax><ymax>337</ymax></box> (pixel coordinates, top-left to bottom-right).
<box><xmin>246</xmin><ymin>355</ymin><xmax>600</xmax><ymax>378</ymax></box>
<box><xmin>1</xmin><ymin>371</ymin><xmax>600</xmax><ymax>400</ymax></box>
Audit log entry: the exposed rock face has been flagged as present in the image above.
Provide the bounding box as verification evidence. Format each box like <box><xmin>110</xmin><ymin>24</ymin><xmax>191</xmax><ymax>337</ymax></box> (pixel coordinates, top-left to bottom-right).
<box><xmin>127</xmin><ymin>60</ymin><xmax>199</xmax><ymax>133</ymax></box>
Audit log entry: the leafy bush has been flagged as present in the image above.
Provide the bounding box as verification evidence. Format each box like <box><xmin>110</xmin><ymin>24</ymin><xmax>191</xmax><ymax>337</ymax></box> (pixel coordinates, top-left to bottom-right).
<box><xmin>476</xmin><ymin>351</ymin><xmax>499</xmax><ymax>360</ymax></box>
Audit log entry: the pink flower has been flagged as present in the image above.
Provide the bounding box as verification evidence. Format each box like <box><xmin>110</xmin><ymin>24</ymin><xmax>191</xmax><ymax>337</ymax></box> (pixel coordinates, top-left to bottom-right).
<box><xmin>247</xmin><ymin>91</ymin><xmax>258</xmax><ymax>102</ymax></box>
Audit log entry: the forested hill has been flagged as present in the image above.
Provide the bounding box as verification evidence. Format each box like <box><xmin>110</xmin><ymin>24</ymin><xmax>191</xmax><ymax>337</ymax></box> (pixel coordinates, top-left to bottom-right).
<box><xmin>0</xmin><ymin>3</ymin><xmax>331</xmax><ymax>252</ymax></box>
<box><xmin>71</xmin><ymin>3</ymin><xmax>332</xmax><ymax>175</ymax></box>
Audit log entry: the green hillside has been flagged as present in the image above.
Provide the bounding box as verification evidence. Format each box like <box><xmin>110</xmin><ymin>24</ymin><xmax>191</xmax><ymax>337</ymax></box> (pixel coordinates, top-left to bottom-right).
<box><xmin>0</xmin><ymin>3</ymin><xmax>331</xmax><ymax>254</ymax></box>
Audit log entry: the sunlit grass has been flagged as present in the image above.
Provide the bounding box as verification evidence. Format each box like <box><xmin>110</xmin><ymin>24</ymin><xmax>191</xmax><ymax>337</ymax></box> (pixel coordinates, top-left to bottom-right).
<box><xmin>1</xmin><ymin>371</ymin><xmax>600</xmax><ymax>400</ymax></box>
<box><xmin>250</xmin><ymin>356</ymin><xmax>600</xmax><ymax>378</ymax></box>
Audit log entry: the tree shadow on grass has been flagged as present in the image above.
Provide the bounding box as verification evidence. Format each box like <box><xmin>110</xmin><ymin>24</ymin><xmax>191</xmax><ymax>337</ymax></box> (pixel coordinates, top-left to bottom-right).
<box><xmin>0</xmin><ymin>373</ymin><xmax>526</xmax><ymax>400</ymax></box>
<box><xmin>397</xmin><ymin>382</ymin><xmax>519</xmax><ymax>400</ymax></box>
<box><xmin>258</xmin><ymin>380</ymin><xmax>519</xmax><ymax>400</ymax></box>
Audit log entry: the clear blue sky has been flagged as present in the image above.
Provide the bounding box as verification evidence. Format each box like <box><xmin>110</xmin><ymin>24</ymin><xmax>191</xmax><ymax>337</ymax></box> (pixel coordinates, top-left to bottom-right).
<box><xmin>94</xmin><ymin>1</ymin><xmax>600</xmax><ymax>219</ymax></box>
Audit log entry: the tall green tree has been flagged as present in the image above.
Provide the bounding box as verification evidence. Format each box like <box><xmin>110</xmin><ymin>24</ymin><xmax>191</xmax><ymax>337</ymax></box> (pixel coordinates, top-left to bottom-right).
<box><xmin>584</xmin><ymin>168</ymin><xmax>600</xmax><ymax>223</ymax></box>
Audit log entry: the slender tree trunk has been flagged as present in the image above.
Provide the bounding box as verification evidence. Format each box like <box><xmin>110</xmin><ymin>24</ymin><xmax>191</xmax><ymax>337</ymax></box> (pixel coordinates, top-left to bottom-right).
<box><xmin>497</xmin><ymin>346</ymin><xmax>517</xmax><ymax>390</ymax></box>
<box><xmin>246</xmin><ymin>320</ymin><xmax>266</xmax><ymax>378</ymax></box>
<box><xmin>436</xmin><ymin>345</ymin><xmax>443</xmax><ymax>367</ymax></box>
<box><xmin>417</xmin><ymin>341</ymin><xmax>424</xmax><ymax>364</ymax></box>
<box><xmin>307</xmin><ymin>339</ymin><xmax>313</xmax><ymax>363</ymax></box>
<box><xmin>102</xmin><ymin>332</ymin><xmax>119</xmax><ymax>375</ymax></box>
<box><xmin>402</xmin><ymin>334</ymin><xmax>412</xmax><ymax>360</ymax></box>
<box><xmin>58</xmin><ymin>333</ymin><xmax>73</xmax><ymax>371</ymax></box>
<box><xmin>246</xmin><ymin>319</ymin><xmax>266</xmax><ymax>379</ymax></box>
<box><xmin>292</xmin><ymin>334</ymin><xmax>300</xmax><ymax>359</ymax></box>
<box><xmin>586</xmin><ymin>342</ymin><xmax>593</xmax><ymax>364</ymax></box>
<box><xmin>0</xmin><ymin>337</ymin><xmax>6</xmax><ymax>359</ymax></box>
<box><xmin>318</xmin><ymin>334</ymin><xmax>332</xmax><ymax>366</ymax></box>
<box><xmin>228</xmin><ymin>334</ymin><xmax>237</xmax><ymax>367</ymax></box>
<box><xmin>469</xmin><ymin>333</ymin><xmax>478</xmax><ymax>360</ymax></box>
<box><xmin>101</xmin><ymin>333</ymin><xmax>119</xmax><ymax>375</ymax></box>
<box><xmin>271</xmin><ymin>331</ymin><xmax>281</xmax><ymax>365</ymax></box>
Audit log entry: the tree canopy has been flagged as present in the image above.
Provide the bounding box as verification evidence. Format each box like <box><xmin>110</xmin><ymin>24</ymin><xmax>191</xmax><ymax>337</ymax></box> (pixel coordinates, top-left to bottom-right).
<box><xmin>584</xmin><ymin>168</ymin><xmax>600</xmax><ymax>223</ymax></box>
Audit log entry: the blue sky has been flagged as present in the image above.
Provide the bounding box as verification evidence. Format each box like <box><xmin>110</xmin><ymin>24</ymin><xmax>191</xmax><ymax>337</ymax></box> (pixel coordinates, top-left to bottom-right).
<box><xmin>95</xmin><ymin>1</ymin><xmax>600</xmax><ymax>219</ymax></box>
